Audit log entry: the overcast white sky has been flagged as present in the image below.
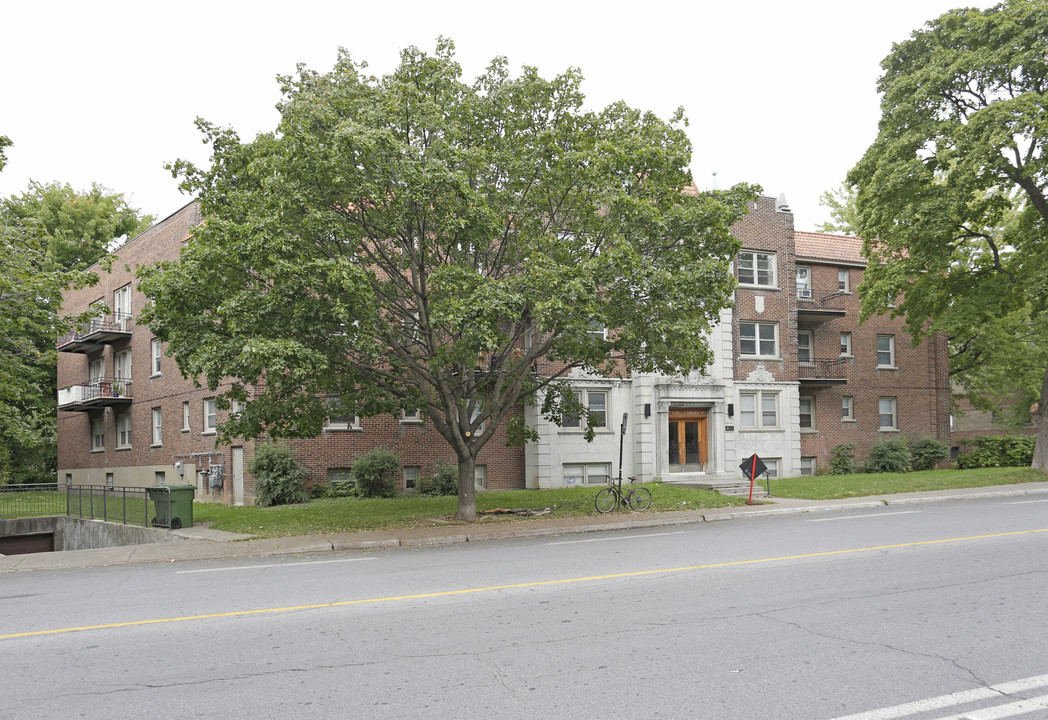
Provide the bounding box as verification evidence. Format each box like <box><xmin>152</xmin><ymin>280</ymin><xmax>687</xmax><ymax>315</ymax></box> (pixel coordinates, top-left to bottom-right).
<box><xmin>1</xmin><ymin>0</ymin><xmax>986</xmax><ymax>232</ymax></box>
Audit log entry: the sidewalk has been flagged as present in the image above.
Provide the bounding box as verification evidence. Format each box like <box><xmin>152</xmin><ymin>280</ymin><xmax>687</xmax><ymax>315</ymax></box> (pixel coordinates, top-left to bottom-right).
<box><xmin>2</xmin><ymin>481</ymin><xmax>1047</xmax><ymax>574</ymax></box>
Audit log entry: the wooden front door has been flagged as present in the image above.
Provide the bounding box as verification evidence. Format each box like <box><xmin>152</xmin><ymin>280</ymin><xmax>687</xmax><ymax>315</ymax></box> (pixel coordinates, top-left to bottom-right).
<box><xmin>668</xmin><ymin>408</ymin><xmax>708</xmax><ymax>472</ymax></box>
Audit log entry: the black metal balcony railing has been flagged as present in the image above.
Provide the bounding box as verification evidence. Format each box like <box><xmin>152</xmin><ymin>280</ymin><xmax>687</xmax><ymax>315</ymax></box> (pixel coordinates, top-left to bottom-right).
<box><xmin>57</xmin><ymin>377</ymin><xmax>133</xmax><ymax>410</ymax></box>
<box><xmin>57</xmin><ymin>312</ymin><xmax>133</xmax><ymax>352</ymax></box>
<box><xmin>798</xmin><ymin>357</ymin><xmax>848</xmax><ymax>381</ymax></box>
<box><xmin>797</xmin><ymin>288</ymin><xmax>846</xmax><ymax>313</ymax></box>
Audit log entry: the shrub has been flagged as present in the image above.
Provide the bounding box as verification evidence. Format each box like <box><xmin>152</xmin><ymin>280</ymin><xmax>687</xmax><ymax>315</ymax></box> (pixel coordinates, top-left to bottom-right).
<box><xmin>864</xmin><ymin>438</ymin><xmax>912</xmax><ymax>473</ymax></box>
<box><xmin>957</xmin><ymin>434</ymin><xmax>1035</xmax><ymax>469</ymax></box>
<box><xmin>417</xmin><ymin>466</ymin><xmax>458</xmax><ymax>496</ymax></box>
<box><xmin>909</xmin><ymin>437</ymin><xmax>950</xmax><ymax>471</ymax></box>
<box><xmin>830</xmin><ymin>443</ymin><xmax>856</xmax><ymax>475</ymax></box>
<box><xmin>351</xmin><ymin>449</ymin><xmax>400</xmax><ymax>498</ymax></box>
<box><xmin>249</xmin><ymin>443</ymin><xmax>308</xmax><ymax>507</ymax></box>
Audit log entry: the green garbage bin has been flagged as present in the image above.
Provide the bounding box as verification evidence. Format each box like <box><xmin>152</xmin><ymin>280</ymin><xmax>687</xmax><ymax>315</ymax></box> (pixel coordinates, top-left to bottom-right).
<box><xmin>148</xmin><ymin>484</ymin><xmax>195</xmax><ymax>529</ymax></box>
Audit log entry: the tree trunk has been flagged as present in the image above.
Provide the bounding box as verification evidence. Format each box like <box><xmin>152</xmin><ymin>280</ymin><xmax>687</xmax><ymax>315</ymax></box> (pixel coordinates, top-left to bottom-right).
<box><xmin>455</xmin><ymin>453</ymin><xmax>477</xmax><ymax>522</ymax></box>
<box><xmin>1033</xmin><ymin>364</ymin><xmax>1048</xmax><ymax>471</ymax></box>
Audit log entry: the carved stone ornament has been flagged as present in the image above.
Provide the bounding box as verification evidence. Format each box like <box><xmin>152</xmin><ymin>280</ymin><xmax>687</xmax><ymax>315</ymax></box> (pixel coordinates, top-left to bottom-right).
<box><xmin>746</xmin><ymin>363</ymin><xmax>775</xmax><ymax>383</ymax></box>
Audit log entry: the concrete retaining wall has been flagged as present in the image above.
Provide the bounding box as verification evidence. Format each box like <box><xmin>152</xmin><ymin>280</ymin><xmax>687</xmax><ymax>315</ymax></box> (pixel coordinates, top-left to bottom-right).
<box><xmin>0</xmin><ymin>517</ymin><xmax>183</xmax><ymax>551</ymax></box>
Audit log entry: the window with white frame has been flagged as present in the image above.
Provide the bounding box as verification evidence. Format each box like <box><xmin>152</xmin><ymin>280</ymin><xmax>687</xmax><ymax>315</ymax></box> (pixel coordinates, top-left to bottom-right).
<box><xmin>739</xmin><ymin>391</ymin><xmax>778</xmax><ymax>429</ymax></box>
<box><xmin>403</xmin><ymin>466</ymin><xmax>420</xmax><ymax>491</ymax></box>
<box><xmin>799</xmin><ymin>396</ymin><xmax>815</xmax><ymax>430</ymax></box>
<box><xmin>737</xmin><ymin>251</ymin><xmax>776</xmax><ymax>287</ymax></box>
<box><xmin>116</xmin><ymin>413</ymin><xmax>131</xmax><ymax>449</ymax></box>
<box><xmin>91</xmin><ymin>416</ymin><xmax>104</xmax><ymax>451</ymax></box>
<box><xmin>800</xmin><ymin>457</ymin><xmax>816</xmax><ymax>476</ymax></box>
<box><xmin>840</xmin><ymin>332</ymin><xmax>853</xmax><ymax>357</ymax></box>
<box><xmin>151</xmin><ymin>338</ymin><xmax>162</xmax><ymax>375</ymax></box>
<box><xmin>797</xmin><ymin>331</ymin><xmax>814</xmax><ymax>365</ymax></box>
<box><xmin>740</xmin><ymin>322</ymin><xmax>778</xmax><ymax>358</ymax></box>
<box><xmin>89</xmin><ymin>357</ymin><xmax>104</xmax><ymax>382</ymax></box>
<box><xmin>796</xmin><ymin>265</ymin><xmax>812</xmax><ymax>299</ymax></box>
<box><xmin>562</xmin><ymin>389</ymin><xmax>608</xmax><ymax>429</ymax></box>
<box><xmin>113</xmin><ymin>350</ymin><xmax>131</xmax><ymax>394</ymax></box>
<box><xmin>203</xmin><ymin>397</ymin><xmax>217</xmax><ymax>434</ymax></box>
<box><xmin>587</xmin><ymin>322</ymin><xmax>608</xmax><ymax>342</ymax></box>
<box><xmin>324</xmin><ymin>396</ymin><xmax>357</xmax><ymax>430</ymax></box>
<box><xmin>151</xmin><ymin>408</ymin><xmax>163</xmax><ymax>446</ymax></box>
<box><xmin>474</xmin><ymin>465</ymin><xmax>487</xmax><ymax>488</ymax></box>
<box><xmin>763</xmin><ymin>458</ymin><xmax>780</xmax><ymax>478</ymax></box>
<box><xmin>401</xmin><ymin>408</ymin><xmax>422</xmax><ymax>424</ymax></box>
<box><xmin>113</xmin><ymin>284</ymin><xmax>132</xmax><ymax>328</ymax></box>
<box><xmin>879</xmin><ymin>397</ymin><xmax>898</xmax><ymax>430</ymax></box>
<box><xmin>182</xmin><ymin>401</ymin><xmax>190</xmax><ymax>432</ymax></box>
<box><xmin>838</xmin><ymin>268</ymin><xmax>850</xmax><ymax>292</ymax></box>
<box><xmin>563</xmin><ymin>463</ymin><xmax>611</xmax><ymax>486</ymax></box>
<box><xmin>877</xmin><ymin>335</ymin><xmax>896</xmax><ymax>367</ymax></box>
<box><xmin>842</xmin><ymin>396</ymin><xmax>855</xmax><ymax>421</ymax></box>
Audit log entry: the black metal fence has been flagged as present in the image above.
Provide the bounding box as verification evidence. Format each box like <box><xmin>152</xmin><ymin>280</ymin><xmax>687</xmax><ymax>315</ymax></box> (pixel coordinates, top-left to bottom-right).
<box><xmin>0</xmin><ymin>484</ymin><xmax>176</xmax><ymax>528</ymax></box>
<box><xmin>798</xmin><ymin>358</ymin><xmax>849</xmax><ymax>380</ymax></box>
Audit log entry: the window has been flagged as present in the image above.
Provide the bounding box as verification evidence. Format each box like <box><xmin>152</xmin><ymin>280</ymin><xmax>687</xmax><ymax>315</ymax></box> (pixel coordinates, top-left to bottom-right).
<box><xmin>324</xmin><ymin>396</ymin><xmax>357</xmax><ymax>430</ymax></box>
<box><xmin>797</xmin><ymin>331</ymin><xmax>813</xmax><ymax>365</ymax></box>
<box><xmin>474</xmin><ymin>465</ymin><xmax>487</xmax><ymax>489</ymax></box>
<box><xmin>739</xmin><ymin>391</ymin><xmax>778</xmax><ymax>429</ymax></box>
<box><xmin>403</xmin><ymin>466</ymin><xmax>420</xmax><ymax>491</ymax></box>
<box><xmin>401</xmin><ymin>408</ymin><xmax>422</xmax><ymax>424</ymax></box>
<box><xmin>877</xmin><ymin>335</ymin><xmax>896</xmax><ymax>367</ymax></box>
<box><xmin>879</xmin><ymin>397</ymin><xmax>898</xmax><ymax>430</ymax></box>
<box><xmin>763</xmin><ymin>458</ymin><xmax>780</xmax><ymax>478</ymax></box>
<box><xmin>796</xmin><ymin>265</ymin><xmax>811</xmax><ymax>299</ymax></box>
<box><xmin>91</xmin><ymin>417</ymin><xmax>104</xmax><ymax>451</ymax></box>
<box><xmin>842</xmin><ymin>396</ymin><xmax>855</xmax><ymax>421</ymax></box>
<box><xmin>114</xmin><ymin>350</ymin><xmax>131</xmax><ymax>394</ymax></box>
<box><xmin>182</xmin><ymin>401</ymin><xmax>190</xmax><ymax>432</ymax></box>
<box><xmin>799</xmin><ymin>396</ymin><xmax>815</xmax><ymax>430</ymax></box>
<box><xmin>587</xmin><ymin>322</ymin><xmax>608</xmax><ymax>342</ymax></box>
<box><xmin>737</xmin><ymin>251</ymin><xmax>776</xmax><ymax>287</ymax></box>
<box><xmin>203</xmin><ymin>397</ymin><xmax>217</xmax><ymax>434</ymax></box>
<box><xmin>152</xmin><ymin>408</ymin><xmax>163</xmax><ymax>446</ymax></box>
<box><xmin>155</xmin><ymin>471</ymin><xmax>166</xmax><ymax>486</ymax></box>
<box><xmin>800</xmin><ymin>457</ymin><xmax>816</xmax><ymax>476</ymax></box>
<box><xmin>838</xmin><ymin>268</ymin><xmax>850</xmax><ymax>292</ymax></box>
<box><xmin>840</xmin><ymin>332</ymin><xmax>853</xmax><ymax>357</ymax></box>
<box><xmin>151</xmin><ymin>339</ymin><xmax>162</xmax><ymax>375</ymax></box>
<box><xmin>113</xmin><ymin>284</ymin><xmax>132</xmax><ymax>328</ymax></box>
<box><xmin>89</xmin><ymin>357</ymin><xmax>104</xmax><ymax>382</ymax></box>
<box><xmin>563</xmin><ymin>463</ymin><xmax>611</xmax><ymax>486</ymax></box>
<box><xmin>562</xmin><ymin>389</ymin><xmax>608</xmax><ymax>429</ymax></box>
<box><xmin>328</xmin><ymin>468</ymin><xmax>353</xmax><ymax>486</ymax></box>
<box><xmin>116</xmin><ymin>413</ymin><xmax>131</xmax><ymax>449</ymax></box>
<box><xmin>740</xmin><ymin>322</ymin><xmax>778</xmax><ymax>358</ymax></box>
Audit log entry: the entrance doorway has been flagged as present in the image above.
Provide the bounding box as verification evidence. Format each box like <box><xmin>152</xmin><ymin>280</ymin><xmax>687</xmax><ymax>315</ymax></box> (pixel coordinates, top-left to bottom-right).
<box><xmin>668</xmin><ymin>408</ymin><xmax>708</xmax><ymax>473</ymax></box>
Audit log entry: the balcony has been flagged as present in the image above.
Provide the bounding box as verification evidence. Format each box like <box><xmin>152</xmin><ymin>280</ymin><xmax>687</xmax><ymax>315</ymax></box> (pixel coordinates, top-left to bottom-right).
<box><xmin>57</xmin><ymin>313</ymin><xmax>133</xmax><ymax>353</ymax></box>
<box><xmin>57</xmin><ymin>377</ymin><xmax>133</xmax><ymax>412</ymax></box>
<box><xmin>798</xmin><ymin>358</ymin><xmax>848</xmax><ymax>385</ymax></box>
<box><xmin>797</xmin><ymin>289</ymin><xmax>846</xmax><ymax>323</ymax></box>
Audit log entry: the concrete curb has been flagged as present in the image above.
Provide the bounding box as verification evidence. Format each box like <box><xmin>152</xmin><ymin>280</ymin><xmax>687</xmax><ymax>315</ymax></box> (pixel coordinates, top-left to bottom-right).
<box><xmin>3</xmin><ymin>482</ymin><xmax>1046</xmax><ymax>573</ymax></box>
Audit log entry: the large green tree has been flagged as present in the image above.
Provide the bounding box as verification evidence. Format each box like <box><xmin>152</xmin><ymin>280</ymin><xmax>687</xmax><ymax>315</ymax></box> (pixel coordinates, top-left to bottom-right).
<box><xmin>0</xmin><ymin>138</ymin><xmax>153</xmax><ymax>483</ymax></box>
<box><xmin>848</xmin><ymin>0</ymin><xmax>1048</xmax><ymax>469</ymax></box>
<box><xmin>139</xmin><ymin>41</ymin><xmax>758</xmax><ymax>520</ymax></box>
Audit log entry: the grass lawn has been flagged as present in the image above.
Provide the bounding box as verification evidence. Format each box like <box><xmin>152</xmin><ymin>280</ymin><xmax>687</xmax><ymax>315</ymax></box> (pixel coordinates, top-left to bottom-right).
<box><xmin>189</xmin><ymin>466</ymin><xmax>1047</xmax><ymax>539</ymax></box>
<box><xmin>193</xmin><ymin>484</ymin><xmax>746</xmax><ymax>538</ymax></box>
<box><xmin>771</xmin><ymin>466</ymin><xmax>1048</xmax><ymax>500</ymax></box>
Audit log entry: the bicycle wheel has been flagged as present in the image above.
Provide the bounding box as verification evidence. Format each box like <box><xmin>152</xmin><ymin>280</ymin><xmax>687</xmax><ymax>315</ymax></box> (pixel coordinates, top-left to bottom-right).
<box><xmin>628</xmin><ymin>487</ymin><xmax>652</xmax><ymax>511</ymax></box>
<box><xmin>595</xmin><ymin>487</ymin><xmax>619</xmax><ymax>513</ymax></box>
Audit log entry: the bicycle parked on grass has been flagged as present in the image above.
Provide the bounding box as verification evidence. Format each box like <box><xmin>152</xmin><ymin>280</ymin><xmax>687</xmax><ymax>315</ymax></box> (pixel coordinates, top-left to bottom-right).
<box><xmin>595</xmin><ymin>476</ymin><xmax>652</xmax><ymax>513</ymax></box>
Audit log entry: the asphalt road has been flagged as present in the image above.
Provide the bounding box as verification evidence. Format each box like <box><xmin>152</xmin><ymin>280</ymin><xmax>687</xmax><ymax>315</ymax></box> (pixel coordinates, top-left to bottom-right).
<box><xmin>2</xmin><ymin>495</ymin><xmax>1047</xmax><ymax>719</ymax></box>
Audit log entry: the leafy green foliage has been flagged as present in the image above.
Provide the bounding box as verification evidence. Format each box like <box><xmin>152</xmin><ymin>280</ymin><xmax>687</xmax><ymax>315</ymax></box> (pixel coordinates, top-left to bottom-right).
<box><xmin>351</xmin><ymin>449</ymin><xmax>400</xmax><ymax>499</ymax></box>
<box><xmin>847</xmin><ymin>0</ymin><xmax>1048</xmax><ymax>469</ymax></box>
<box><xmin>864</xmin><ymin>438</ymin><xmax>912</xmax><ymax>474</ymax></box>
<box><xmin>248</xmin><ymin>443</ymin><xmax>308</xmax><ymax>507</ymax></box>
<box><xmin>139</xmin><ymin>40</ymin><xmax>759</xmax><ymax>521</ymax></box>
<box><xmin>830</xmin><ymin>443</ymin><xmax>856</xmax><ymax>475</ymax></box>
<box><xmin>957</xmin><ymin>435</ymin><xmax>1036</xmax><ymax>469</ymax></box>
<box><xmin>817</xmin><ymin>184</ymin><xmax>859</xmax><ymax>235</ymax></box>
<box><xmin>416</xmin><ymin>466</ymin><xmax>458</xmax><ymax>496</ymax></box>
<box><xmin>909</xmin><ymin>437</ymin><xmax>950</xmax><ymax>472</ymax></box>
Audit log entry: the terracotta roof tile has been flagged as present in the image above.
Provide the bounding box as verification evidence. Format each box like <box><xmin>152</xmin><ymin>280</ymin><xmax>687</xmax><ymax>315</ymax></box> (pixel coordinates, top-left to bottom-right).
<box><xmin>793</xmin><ymin>230</ymin><xmax>866</xmax><ymax>265</ymax></box>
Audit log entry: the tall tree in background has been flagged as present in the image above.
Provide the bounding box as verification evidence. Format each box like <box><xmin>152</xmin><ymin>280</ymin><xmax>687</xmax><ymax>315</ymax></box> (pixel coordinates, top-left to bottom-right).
<box><xmin>0</xmin><ymin>137</ymin><xmax>153</xmax><ymax>483</ymax></box>
<box><xmin>140</xmin><ymin>41</ymin><xmax>758</xmax><ymax>520</ymax></box>
<box><xmin>848</xmin><ymin>0</ymin><xmax>1048</xmax><ymax>469</ymax></box>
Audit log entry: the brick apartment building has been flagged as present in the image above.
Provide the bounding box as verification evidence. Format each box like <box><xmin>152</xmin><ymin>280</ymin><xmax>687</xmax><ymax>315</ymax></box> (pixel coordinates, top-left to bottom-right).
<box><xmin>56</xmin><ymin>195</ymin><xmax>951</xmax><ymax>504</ymax></box>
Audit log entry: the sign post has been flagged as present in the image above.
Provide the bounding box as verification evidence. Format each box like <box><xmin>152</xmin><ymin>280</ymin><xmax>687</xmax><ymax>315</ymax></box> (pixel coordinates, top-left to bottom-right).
<box><xmin>739</xmin><ymin>453</ymin><xmax>768</xmax><ymax>505</ymax></box>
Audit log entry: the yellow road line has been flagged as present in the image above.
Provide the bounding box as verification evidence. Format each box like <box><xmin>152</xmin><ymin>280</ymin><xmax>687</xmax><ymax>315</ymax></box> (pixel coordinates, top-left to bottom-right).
<box><xmin>4</xmin><ymin>527</ymin><xmax>1046</xmax><ymax>641</ymax></box>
